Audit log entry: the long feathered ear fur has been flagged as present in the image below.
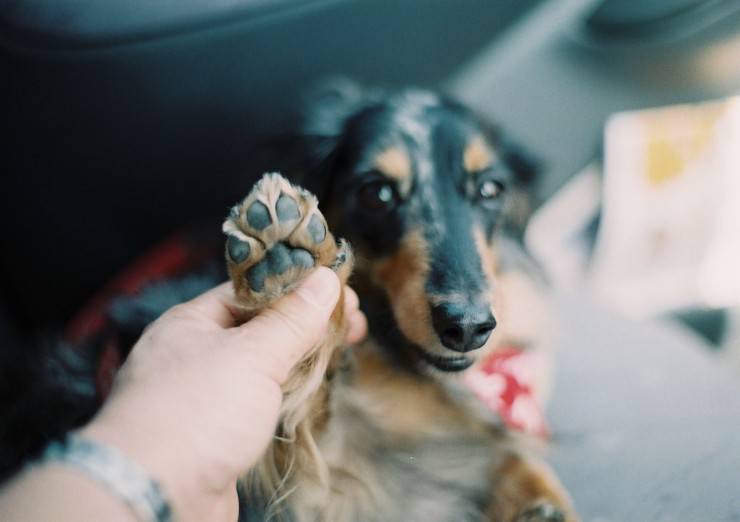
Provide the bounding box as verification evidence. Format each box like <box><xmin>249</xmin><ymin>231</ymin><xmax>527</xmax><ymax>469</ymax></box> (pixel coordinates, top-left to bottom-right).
<box><xmin>500</xmin><ymin>138</ymin><xmax>542</xmax><ymax>240</ymax></box>
<box><xmin>472</xmin><ymin>113</ymin><xmax>542</xmax><ymax>240</ymax></box>
<box><xmin>291</xmin><ymin>78</ymin><xmax>370</xmax><ymax>203</ymax></box>
<box><xmin>237</xmin><ymin>78</ymin><xmax>367</xmax><ymax>211</ymax></box>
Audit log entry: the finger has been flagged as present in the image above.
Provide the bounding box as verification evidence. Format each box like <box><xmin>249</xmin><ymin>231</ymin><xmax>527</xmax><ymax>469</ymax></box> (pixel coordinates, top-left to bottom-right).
<box><xmin>343</xmin><ymin>286</ymin><xmax>360</xmax><ymax>314</ymax></box>
<box><xmin>229</xmin><ymin>267</ymin><xmax>340</xmax><ymax>383</ymax></box>
<box><xmin>344</xmin><ymin>309</ymin><xmax>368</xmax><ymax>345</ymax></box>
<box><xmin>179</xmin><ymin>281</ymin><xmax>242</xmax><ymax>328</ymax></box>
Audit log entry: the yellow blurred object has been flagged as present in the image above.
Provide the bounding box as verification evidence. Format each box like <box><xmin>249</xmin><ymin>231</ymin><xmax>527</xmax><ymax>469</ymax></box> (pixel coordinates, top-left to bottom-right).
<box><xmin>591</xmin><ymin>96</ymin><xmax>740</xmax><ymax>317</ymax></box>
<box><xmin>644</xmin><ymin>101</ymin><xmax>727</xmax><ymax>185</ymax></box>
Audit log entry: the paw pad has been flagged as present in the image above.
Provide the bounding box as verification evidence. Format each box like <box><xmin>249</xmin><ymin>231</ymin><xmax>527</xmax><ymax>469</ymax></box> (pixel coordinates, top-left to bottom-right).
<box><xmin>226</xmin><ymin>235</ymin><xmax>251</xmax><ymax>263</ymax></box>
<box><xmin>276</xmin><ymin>194</ymin><xmax>300</xmax><ymax>222</ymax></box>
<box><xmin>291</xmin><ymin>248</ymin><xmax>315</xmax><ymax>269</ymax></box>
<box><xmin>246</xmin><ymin>201</ymin><xmax>272</xmax><ymax>230</ymax></box>
<box><xmin>307</xmin><ymin>214</ymin><xmax>326</xmax><ymax>244</ymax></box>
<box><xmin>246</xmin><ymin>260</ymin><xmax>270</xmax><ymax>292</ymax></box>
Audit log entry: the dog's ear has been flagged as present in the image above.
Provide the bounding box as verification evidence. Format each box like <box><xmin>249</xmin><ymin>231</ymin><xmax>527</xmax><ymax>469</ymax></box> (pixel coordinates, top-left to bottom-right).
<box><xmin>237</xmin><ymin>79</ymin><xmax>366</xmax><ymax>201</ymax></box>
<box><xmin>498</xmin><ymin>137</ymin><xmax>541</xmax><ymax>190</ymax></box>
<box><xmin>472</xmin><ymin>115</ymin><xmax>541</xmax><ymax>190</ymax></box>
<box><xmin>301</xmin><ymin>77</ymin><xmax>366</xmax><ymax>138</ymax></box>
<box><xmin>501</xmin><ymin>136</ymin><xmax>542</xmax><ymax>239</ymax></box>
<box><xmin>478</xmin><ymin>119</ymin><xmax>543</xmax><ymax>239</ymax></box>
<box><xmin>295</xmin><ymin>78</ymin><xmax>369</xmax><ymax>205</ymax></box>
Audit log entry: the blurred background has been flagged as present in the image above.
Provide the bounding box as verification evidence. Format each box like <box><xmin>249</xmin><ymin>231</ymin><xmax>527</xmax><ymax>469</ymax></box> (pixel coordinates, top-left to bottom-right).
<box><xmin>2</xmin><ymin>0</ymin><xmax>740</xmax><ymax>519</ymax></box>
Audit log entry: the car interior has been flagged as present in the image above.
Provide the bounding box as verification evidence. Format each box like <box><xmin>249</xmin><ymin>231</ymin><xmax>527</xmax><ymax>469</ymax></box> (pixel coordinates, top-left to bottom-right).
<box><xmin>3</xmin><ymin>0</ymin><xmax>740</xmax><ymax>519</ymax></box>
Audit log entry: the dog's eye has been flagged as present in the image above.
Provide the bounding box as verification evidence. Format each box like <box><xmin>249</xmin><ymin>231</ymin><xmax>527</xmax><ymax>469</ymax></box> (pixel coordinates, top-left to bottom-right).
<box><xmin>357</xmin><ymin>181</ymin><xmax>398</xmax><ymax>212</ymax></box>
<box><xmin>478</xmin><ymin>180</ymin><xmax>504</xmax><ymax>200</ymax></box>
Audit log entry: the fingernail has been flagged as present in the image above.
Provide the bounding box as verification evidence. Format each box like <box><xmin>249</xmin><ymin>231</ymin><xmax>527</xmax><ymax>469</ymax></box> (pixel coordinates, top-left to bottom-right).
<box><xmin>297</xmin><ymin>267</ymin><xmax>339</xmax><ymax>307</ymax></box>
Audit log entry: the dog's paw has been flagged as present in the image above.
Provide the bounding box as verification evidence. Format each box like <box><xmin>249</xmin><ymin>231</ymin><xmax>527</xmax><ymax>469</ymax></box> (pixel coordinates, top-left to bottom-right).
<box><xmin>223</xmin><ymin>172</ymin><xmax>350</xmax><ymax>310</ymax></box>
<box><xmin>515</xmin><ymin>502</ymin><xmax>569</xmax><ymax>522</ymax></box>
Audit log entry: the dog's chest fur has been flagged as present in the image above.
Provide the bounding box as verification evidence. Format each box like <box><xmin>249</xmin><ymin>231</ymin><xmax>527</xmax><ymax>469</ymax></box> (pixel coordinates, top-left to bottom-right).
<box><xmin>291</xmin><ymin>347</ymin><xmax>503</xmax><ymax>522</ymax></box>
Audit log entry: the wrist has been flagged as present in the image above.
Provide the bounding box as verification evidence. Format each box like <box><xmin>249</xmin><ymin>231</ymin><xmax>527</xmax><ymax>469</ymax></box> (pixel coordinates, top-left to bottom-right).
<box><xmin>78</xmin><ymin>416</ymin><xmax>201</xmax><ymax>520</ymax></box>
<box><xmin>0</xmin><ymin>464</ymin><xmax>135</xmax><ymax>522</ymax></box>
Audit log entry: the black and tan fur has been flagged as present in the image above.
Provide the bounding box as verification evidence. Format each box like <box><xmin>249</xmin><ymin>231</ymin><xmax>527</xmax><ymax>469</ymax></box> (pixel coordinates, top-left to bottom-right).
<box><xmin>225</xmin><ymin>81</ymin><xmax>577</xmax><ymax>522</ymax></box>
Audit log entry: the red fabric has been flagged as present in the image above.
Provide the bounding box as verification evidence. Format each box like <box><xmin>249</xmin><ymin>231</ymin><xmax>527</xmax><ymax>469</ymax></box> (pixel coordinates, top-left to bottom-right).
<box><xmin>464</xmin><ymin>346</ymin><xmax>550</xmax><ymax>439</ymax></box>
<box><xmin>62</xmin><ymin>229</ymin><xmax>220</xmax><ymax>399</ymax></box>
<box><xmin>63</xmin><ymin>234</ymin><xmax>194</xmax><ymax>345</ymax></box>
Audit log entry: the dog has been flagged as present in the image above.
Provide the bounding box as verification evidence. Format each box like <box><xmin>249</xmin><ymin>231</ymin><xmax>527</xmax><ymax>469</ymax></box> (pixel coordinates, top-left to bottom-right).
<box><xmin>0</xmin><ymin>80</ymin><xmax>576</xmax><ymax>520</ymax></box>
<box><xmin>223</xmin><ymin>81</ymin><xmax>577</xmax><ymax>522</ymax></box>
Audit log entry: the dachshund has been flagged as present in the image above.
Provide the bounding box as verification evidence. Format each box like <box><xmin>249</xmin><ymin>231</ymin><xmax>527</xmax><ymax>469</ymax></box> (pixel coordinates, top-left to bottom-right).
<box><xmin>223</xmin><ymin>81</ymin><xmax>577</xmax><ymax>522</ymax></box>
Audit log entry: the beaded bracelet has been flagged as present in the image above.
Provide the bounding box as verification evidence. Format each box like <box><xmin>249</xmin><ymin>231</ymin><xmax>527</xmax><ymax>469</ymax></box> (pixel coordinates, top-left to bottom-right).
<box><xmin>42</xmin><ymin>434</ymin><xmax>173</xmax><ymax>522</ymax></box>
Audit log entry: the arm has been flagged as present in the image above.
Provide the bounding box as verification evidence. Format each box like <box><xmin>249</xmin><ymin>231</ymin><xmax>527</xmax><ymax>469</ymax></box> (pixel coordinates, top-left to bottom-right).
<box><xmin>0</xmin><ymin>268</ymin><xmax>366</xmax><ymax>521</ymax></box>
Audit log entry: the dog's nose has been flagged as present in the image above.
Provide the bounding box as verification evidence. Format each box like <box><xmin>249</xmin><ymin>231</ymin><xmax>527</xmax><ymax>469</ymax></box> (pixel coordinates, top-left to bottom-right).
<box><xmin>431</xmin><ymin>303</ymin><xmax>496</xmax><ymax>353</ymax></box>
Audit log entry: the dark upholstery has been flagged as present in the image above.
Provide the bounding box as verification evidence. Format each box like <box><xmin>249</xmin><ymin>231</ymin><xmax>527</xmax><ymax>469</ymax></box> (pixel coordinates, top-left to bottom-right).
<box><xmin>1</xmin><ymin>0</ymin><xmax>541</xmax><ymax>332</ymax></box>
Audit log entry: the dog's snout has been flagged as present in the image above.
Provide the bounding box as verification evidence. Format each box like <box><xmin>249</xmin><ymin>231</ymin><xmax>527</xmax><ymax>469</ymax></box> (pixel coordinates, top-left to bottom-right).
<box><xmin>431</xmin><ymin>303</ymin><xmax>496</xmax><ymax>353</ymax></box>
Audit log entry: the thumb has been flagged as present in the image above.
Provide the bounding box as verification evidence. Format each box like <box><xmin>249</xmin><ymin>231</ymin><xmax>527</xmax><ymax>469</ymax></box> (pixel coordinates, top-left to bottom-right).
<box><xmin>230</xmin><ymin>267</ymin><xmax>341</xmax><ymax>383</ymax></box>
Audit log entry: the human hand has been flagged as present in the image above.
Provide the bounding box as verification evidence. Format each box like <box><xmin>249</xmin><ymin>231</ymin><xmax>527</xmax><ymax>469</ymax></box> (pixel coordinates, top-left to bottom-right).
<box><xmin>80</xmin><ymin>267</ymin><xmax>366</xmax><ymax>521</ymax></box>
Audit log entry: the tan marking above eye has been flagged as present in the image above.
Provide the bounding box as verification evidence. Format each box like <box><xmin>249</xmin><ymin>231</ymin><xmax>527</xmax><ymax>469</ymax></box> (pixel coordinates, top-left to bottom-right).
<box><xmin>464</xmin><ymin>136</ymin><xmax>495</xmax><ymax>173</ymax></box>
<box><xmin>373</xmin><ymin>147</ymin><xmax>412</xmax><ymax>182</ymax></box>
